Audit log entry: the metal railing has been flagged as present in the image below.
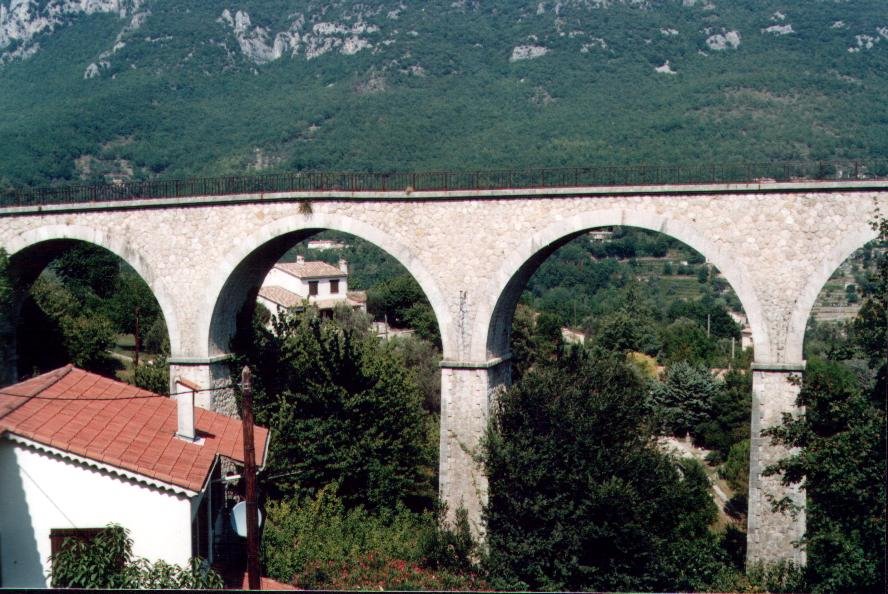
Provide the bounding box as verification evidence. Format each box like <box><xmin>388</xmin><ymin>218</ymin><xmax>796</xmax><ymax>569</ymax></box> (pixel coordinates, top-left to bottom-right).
<box><xmin>1</xmin><ymin>159</ymin><xmax>886</xmax><ymax>208</ymax></box>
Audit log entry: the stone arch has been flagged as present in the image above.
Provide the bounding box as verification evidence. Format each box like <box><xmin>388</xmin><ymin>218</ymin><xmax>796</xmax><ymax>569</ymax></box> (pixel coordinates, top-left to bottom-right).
<box><xmin>200</xmin><ymin>213</ymin><xmax>452</xmax><ymax>359</ymax></box>
<box><xmin>475</xmin><ymin>207</ymin><xmax>770</xmax><ymax>363</ymax></box>
<box><xmin>2</xmin><ymin>224</ymin><xmax>180</xmax><ymax>356</ymax></box>
<box><xmin>785</xmin><ymin>224</ymin><xmax>878</xmax><ymax>362</ymax></box>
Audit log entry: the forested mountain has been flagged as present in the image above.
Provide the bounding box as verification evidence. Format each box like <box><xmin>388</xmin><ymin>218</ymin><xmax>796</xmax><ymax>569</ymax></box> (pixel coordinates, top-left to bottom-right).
<box><xmin>1</xmin><ymin>0</ymin><xmax>886</xmax><ymax>187</ymax></box>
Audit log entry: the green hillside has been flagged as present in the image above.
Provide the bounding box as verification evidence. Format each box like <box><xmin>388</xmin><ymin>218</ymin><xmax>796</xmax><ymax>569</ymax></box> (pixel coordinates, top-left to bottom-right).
<box><xmin>1</xmin><ymin>0</ymin><xmax>886</xmax><ymax>187</ymax></box>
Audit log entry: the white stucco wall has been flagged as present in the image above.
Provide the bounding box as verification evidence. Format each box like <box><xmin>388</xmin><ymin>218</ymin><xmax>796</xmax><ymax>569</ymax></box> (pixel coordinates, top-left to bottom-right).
<box><xmin>263</xmin><ymin>267</ymin><xmax>309</xmax><ymax>299</ymax></box>
<box><xmin>315</xmin><ymin>274</ymin><xmax>348</xmax><ymax>301</ymax></box>
<box><xmin>0</xmin><ymin>438</ymin><xmax>195</xmax><ymax>588</ymax></box>
<box><xmin>262</xmin><ymin>265</ymin><xmax>349</xmax><ymax>303</ymax></box>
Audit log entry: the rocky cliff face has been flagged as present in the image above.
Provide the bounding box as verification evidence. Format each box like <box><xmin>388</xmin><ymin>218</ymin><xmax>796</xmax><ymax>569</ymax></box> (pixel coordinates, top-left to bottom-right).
<box><xmin>1</xmin><ymin>1</ymin><xmax>144</xmax><ymax>63</ymax></box>
<box><xmin>2</xmin><ymin>1</ymin><xmax>885</xmax><ymax>73</ymax></box>
<box><xmin>216</xmin><ymin>6</ymin><xmax>380</xmax><ymax>64</ymax></box>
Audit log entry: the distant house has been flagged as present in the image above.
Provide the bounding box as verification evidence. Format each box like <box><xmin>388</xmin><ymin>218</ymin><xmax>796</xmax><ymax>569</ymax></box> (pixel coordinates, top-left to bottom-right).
<box><xmin>588</xmin><ymin>229</ymin><xmax>614</xmax><ymax>241</ymax></box>
<box><xmin>740</xmin><ymin>326</ymin><xmax>754</xmax><ymax>350</ymax></box>
<box><xmin>0</xmin><ymin>366</ymin><xmax>269</xmax><ymax>588</ymax></box>
<box><xmin>728</xmin><ymin>311</ymin><xmax>754</xmax><ymax>350</ymax></box>
<box><xmin>257</xmin><ymin>256</ymin><xmax>366</xmax><ymax>317</ymax></box>
<box><xmin>306</xmin><ymin>239</ymin><xmax>347</xmax><ymax>251</ymax></box>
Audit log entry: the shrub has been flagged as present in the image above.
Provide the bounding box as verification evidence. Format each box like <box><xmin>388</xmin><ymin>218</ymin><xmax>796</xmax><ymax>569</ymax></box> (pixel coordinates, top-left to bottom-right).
<box><xmin>720</xmin><ymin>439</ymin><xmax>750</xmax><ymax>495</ymax></box>
<box><xmin>133</xmin><ymin>355</ymin><xmax>170</xmax><ymax>395</ymax></box>
<box><xmin>50</xmin><ymin>524</ymin><xmax>222</xmax><ymax>589</ymax></box>
<box><xmin>746</xmin><ymin>560</ymin><xmax>808</xmax><ymax>593</ymax></box>
<box><xmin>261</xmin><ymin>487</ymin><xmax>484</xmax><ymax>590</ymax></box>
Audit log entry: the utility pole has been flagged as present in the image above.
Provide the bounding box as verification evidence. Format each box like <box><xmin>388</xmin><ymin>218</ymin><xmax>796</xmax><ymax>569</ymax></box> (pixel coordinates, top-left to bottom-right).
<box><xmin>133</xmin><ymin>306</ymin><xmax>141</xmax><ymax>367</ymax></box>
<box><xmin>241</xmin><ymin>366</ymin><xmax>260</xmax><ymax>591</ymax></box>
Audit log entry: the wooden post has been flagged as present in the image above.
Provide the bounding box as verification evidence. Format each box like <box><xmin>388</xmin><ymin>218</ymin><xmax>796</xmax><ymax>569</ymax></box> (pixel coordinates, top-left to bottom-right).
<box><xmin>241</xmin><ymin>366</ymin><xmax>260</xmax><ymax>590</ymax></box>
<box><xmin>133</xmin><ymin>306</ymin><xmax>141</xmax><ymax>367</ymax></box>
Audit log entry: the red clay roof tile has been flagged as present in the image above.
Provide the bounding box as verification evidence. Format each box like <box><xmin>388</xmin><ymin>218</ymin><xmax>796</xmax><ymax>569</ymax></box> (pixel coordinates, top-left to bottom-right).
<box><xmin>275</xmin><ymin>260</ymin><xmax>346</xmax><ymax>279</ymax></box>
<box><xmin>0</xmin><ymin>367</ymin><xmax>268</xmax><ymax>492</ymax></box>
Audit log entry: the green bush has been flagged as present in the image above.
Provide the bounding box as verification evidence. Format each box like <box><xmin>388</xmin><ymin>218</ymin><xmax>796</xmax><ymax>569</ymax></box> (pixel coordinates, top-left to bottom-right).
<box><xmin>261</xmin><ymin>487</ymin><xmax>484</xmax><ymax>590</ymax></box>
<box><xmin>746</xmin><ymin>559</ymin><xmax>808</xmax><ymax>593</ymax></box>
<box><xmin>133</xmin><ymin>355</ymin><xmax>171</xmax><ymax>395</ymax></box>
<box><xmin>50</xmin><ymin>524</ymin><xmax>222</xmax><ymax>589</ymax></box>
<box><xmin>720</xmin><ymin>438</ymin><xmax>750</xmax><ymax>495</ymax></box>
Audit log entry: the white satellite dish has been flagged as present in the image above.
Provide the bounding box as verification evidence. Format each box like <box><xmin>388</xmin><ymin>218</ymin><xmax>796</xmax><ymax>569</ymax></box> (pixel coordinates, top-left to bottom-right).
<box><xmin>230</xmin><ymin>501</ymin><xmax>263</xmax><ymax>538</ymax></box>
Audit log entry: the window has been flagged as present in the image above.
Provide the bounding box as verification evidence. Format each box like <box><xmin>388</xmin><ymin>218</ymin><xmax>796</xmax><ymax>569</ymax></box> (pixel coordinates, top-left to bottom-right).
<box><xmin>308</xmin><ymin>281</ymin><xmax>319</xmax><ymax>296</ymax></box>
<box><xmin>50</xmin><ymin>527</ymin><xmax>107</xmax><ymax>557</ymax></box>
<box><xmin>330</xmin><ymin>280</ymin><xmax>339</xmax><ymax>294</ymax></box>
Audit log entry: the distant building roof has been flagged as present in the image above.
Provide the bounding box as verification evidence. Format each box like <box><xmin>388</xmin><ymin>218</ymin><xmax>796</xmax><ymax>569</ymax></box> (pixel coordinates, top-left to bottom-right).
<box><xmin>258</xmin><ymin>285</ymin><xmax>303</xmax><ymax>308</ymax></box>
<box><xmin>312</xmin><ymin>295</ymin><xmax>366</xmax><ymax>310</ymax></box>
<box><xmin>306</xmin><ymin>240</ymin><xmax>347</xmax><ymax>251</ymax></box>
<box><xmin>275</xmin><ymin>261</ymin><xmax>346</xmax><ymax>279</ymax></box>
<box><xmin>347</xmin><ymin>290</ymin><xmax>367</xmax><ymax>304</ymax></box>
<box><xmin>0</xmin><ymin>366</ymin><xmax>269</xmax><ymax>493</ymax></box>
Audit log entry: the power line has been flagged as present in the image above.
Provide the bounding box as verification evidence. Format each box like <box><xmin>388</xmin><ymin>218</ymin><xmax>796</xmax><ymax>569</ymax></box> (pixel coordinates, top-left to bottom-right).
<box><xmin>18</xmin><ymin>464</ymin><xmax>78</xmax><ymax>528</ymax></box>
<box><xmin>259</xmin><ymin>468</ymin><xmax>301</xmax><ymax>482</ymax></box>
<box><xmin>0</xmin><ymin>383</ymin><xmax>236</xmax><ymax>402</ymax></box>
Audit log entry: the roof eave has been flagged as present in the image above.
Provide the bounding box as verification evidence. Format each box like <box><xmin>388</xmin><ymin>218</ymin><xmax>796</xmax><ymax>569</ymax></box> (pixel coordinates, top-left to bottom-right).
<box><xmin>3</xmin><ymin>433</ymin><xmax>200</xmax><ymax>497</ymax></box>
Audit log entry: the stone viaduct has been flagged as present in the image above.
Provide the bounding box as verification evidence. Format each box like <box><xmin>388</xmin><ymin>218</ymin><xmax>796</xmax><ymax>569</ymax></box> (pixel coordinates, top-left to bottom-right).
<box><xmin>1</xmin><ymin>178</ymin><xmax>884</xmax><ymax>566</ymax></box>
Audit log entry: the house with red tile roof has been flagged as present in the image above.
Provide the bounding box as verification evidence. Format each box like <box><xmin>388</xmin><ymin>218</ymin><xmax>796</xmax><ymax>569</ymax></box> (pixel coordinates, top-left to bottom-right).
<box><xmin>257</xmin><ymin>256</ymin><xmax>366</xmax><ymax>317</ymax></box>
<box><xmin>0</xmin><ymin>365</ymin><xmax>269</xmax><ymax>588</ymax></box>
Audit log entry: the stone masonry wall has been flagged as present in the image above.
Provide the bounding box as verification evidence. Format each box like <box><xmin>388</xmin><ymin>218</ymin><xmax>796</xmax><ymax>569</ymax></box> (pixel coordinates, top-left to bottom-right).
<box><xmin>438</xmin><ymin>359</ymin><xmax>511</xmax><ymax>536</ymax></box>
<box><xmin>747</xmin><ymin>367</ymin><xmax>806</xmax><ymax>565</ymax></box>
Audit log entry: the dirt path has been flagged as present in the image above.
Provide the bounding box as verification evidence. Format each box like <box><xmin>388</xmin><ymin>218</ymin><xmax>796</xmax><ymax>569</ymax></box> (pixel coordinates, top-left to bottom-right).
<box><xmin>658</xmin><ymin>436</ymin><xmax>738</xmax><ymax>527</ymax></box>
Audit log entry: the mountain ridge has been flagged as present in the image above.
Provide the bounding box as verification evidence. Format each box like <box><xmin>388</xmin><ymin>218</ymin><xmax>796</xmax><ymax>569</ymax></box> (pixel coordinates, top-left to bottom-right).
<box><xmin>0</xmin><ymin>0</ymin><xmax>885</xmax><ymax>187</ymax></box>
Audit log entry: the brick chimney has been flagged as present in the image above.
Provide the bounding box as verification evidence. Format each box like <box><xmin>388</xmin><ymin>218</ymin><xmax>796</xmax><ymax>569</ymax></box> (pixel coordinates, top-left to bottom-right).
<box><xmin>296</xmin><ymin>255</ymin><xmax>305</xmax><ymax>264</ymax></box>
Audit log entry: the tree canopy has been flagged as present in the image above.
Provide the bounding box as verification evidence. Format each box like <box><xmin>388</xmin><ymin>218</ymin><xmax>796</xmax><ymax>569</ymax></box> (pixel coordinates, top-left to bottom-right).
<box><xmin>235</xmin><ymin>308</ymin><xmax>435</xmax><ymax>511</ymax></box>
<box><xmin>483</xmin><ymin>348</ymin><xmax>736</xmax><ymax>592</ymax></box>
